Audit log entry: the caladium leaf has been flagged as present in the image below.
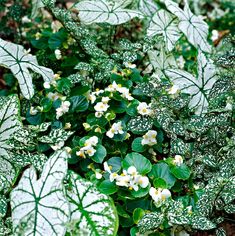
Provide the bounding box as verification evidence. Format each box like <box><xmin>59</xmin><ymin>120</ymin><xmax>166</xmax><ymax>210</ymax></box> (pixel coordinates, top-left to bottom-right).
<box><xmin>164</xmin><ymin>0</ymin><xmax>211</xmax><ymax>53</ymax></box>
<box><xmin>10</xmin><ymin>150</ymin><xmax>70</xmax><ymax>236</ymax></box>
<box><xmin>74</xmin><ymin>0</ymin><xmax>143</xmax><ymax>25</ymax></box>
<box><xmin>0</xmin><ymin>95</ymin><xmax>21</xmax><ymax>157</ymax></box>
<box><xmin>165</xmin><ymin>51</ymin><xmax>217</xmax><ymax>115</ymax></box>
<box><xmin>137</xmin><ymin>0</ymin><xmax>159</xmax><ymax>16</ymax></box>
<box><xmin>148</xmin><ymin>47</ymin><xmax>177</xmax><ymax>77</ymax></box>
<box><xmin>147</xmin><ymin>9</ymin><xmax>181</xmax><ymax>51</ymax></box>
<box><xmin>0</xmin><ymin>38</ymin><xmax>54</xmax><ymax>99</ymax></box>
<box><xmin>66</xmin><ymin>172</ymin><xmax>118</xmax><ymax>236</ymax></box>
<box><xmin>31</xmin><ymin>0</ymin><xmax>44</xmax><ymax>19</ymax></box>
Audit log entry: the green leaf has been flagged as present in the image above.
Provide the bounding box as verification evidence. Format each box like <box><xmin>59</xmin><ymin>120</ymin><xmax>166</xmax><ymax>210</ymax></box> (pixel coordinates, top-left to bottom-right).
<box><xmin>149</xmin><ymin>163</ymin><xmax>176</xmax><ymax>188</ymax></box>
<box><xmin>133</xmin><ymin>208</ymin><xmax>145</xmax><ymax>224</ymax></box>
<box><xmin>69</xmin><ymin>95</ymin><xmax>89</xmax><ymax>112</ymax></box>
<box><xmin>170</xmin><ymin>164</ymin><xmax>191</xmax><ymax>180</ymax></box>
<box><xmin>10</xmin><ymin>150</ymin><xmax>70</xmax><ymax>236</ymax></box>
<box><xmin>99</xmin><ymin>179</ymin><xmax>118</xmax><ymax>195</ymax></box>
<box><xmin>91</xmin><ymin>144</ymin><xmax>107</xmax><ymax>163</ymax></box>
<box><xmin>107</xmin><ymin>157</ymin><xmax>122</xmax><ymax>172</ymax></box>
<box><xmin>131</xmin><ymin>184</ymin><xmax>150</xmax><ymax>198</ymax></box>
<box><xmin>0</xmin><ymin>95</ymin><xmax>21</xmax><ymax>157</ymax></box>
<box><xmin>131</xmin><ymin>137</ymin><xmax>147</xmax><ymax>153</ymax></box>
<box><xmin>153</xmin><ymin>178</ymin><xmax>168</xmax><ymax>189</ymax></box>
<box><xmin>0</xmin><ymin>38</ymin><xmax>54</xmax><ymax>99</ymax></box>
<box><xmin>48</xmin><ymin>29</ymin><xmax>67</xmax><ymax>50</ymax></box>
<box><xmin>74</xmin><ymin>0</ymin><xmax>143</xmax><ymax>25</ymax></box>
<box><xmin>66</xmin><ymin>172</ymin><xmax>118</xmax><ymax>236</ymax></box>
<box><xmin>122</xmin><ymin>152</ymin><xmax>152</xmax><ymax>175</ymax></box>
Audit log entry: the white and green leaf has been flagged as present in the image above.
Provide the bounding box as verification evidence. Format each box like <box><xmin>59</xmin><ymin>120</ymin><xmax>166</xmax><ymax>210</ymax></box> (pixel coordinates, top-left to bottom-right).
<box><xmin>165</xmin><ymin>51</ymin><xmax>217</xmax><ymax>115</ymax></box>
<box><xmin>10</xmin><ymin>150</ymin><xmax>70</xmax><ymax>236</ymax></box>
<box><xmin>0</xmin><ymin>95</ymin><xmax>21</xmax><ymax>157</ymax></box>
<box><xmin>0</xmin><ymin>38</ymin><xmax>54</xmax><ymax>99</ymax></box>
<box><xmin>147</xmin><ymin>9</ymin><xmax>181</xmax><ymax>51</ymax></box>
<box><xmin>164</xmin><ymin>0</ymin><xmax>211</xmax><ymax>52</ymax></box>
<box><xmin>74</xmin><ymin>0</ymin><xmax>143</xmax><ymax>25</ymax></box>
<box><xmin>66</xmin><ymin>171</ymin><xmax>118</xmax><ymax>236</ymax></box>
<box><xmin>137</xmin><ymin>0</ymin><xmax>159</xmax><ymax>17</ymax></box>
<box><xmin>31</xmin><ymin>0</ymin><xmax>44</xmax><ymax>19</ymax></box>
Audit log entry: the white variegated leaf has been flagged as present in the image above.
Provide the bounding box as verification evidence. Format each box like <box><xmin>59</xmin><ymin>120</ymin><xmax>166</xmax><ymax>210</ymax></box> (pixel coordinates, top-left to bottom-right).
<box><xmin>147</xmin><ymin>9</ymin><xmax>181</xmax><ymax>51</ymax></box>
<box><xmin>164</xmin><ymin>0</ymin><xmax>211</xmax><ymax>53</ymax></box>
<box><xmin>31</xmin><ymin>0</ymin><xmax>44</xmax><ymax>19</ymax></box>
<box><xmin>165</xmin><ymin>51</ymin><xmax>217</xmax><ymax>115</ymax></box>
<box><xmin>148</xmin><ymin>47</ymin><xmax>177</xmax><ymax>77</ymax></box>
<box><xmin>0</xmin><ymin>38</ymin><xmax>54</xmax><ymax>99</ymax></box>
<box><xmin>0</xmin><ymin>95</ymin><xmax>21</xmax><ymax>157</ymax></box>
<box><xmin>66</xmin><ymin>172</ymin><xmax>118</xmax><ymax>236</ymax></box>
<box><xmin>10</xmin><ymin>150</ymin><xmax>70</xmax><ymax>236</ymax></box>
<box><xmin>74</xmin><ymin>0</ymin><xmax>143</xmax><ymax>25</ymax></box>
<box><xmin>138</xmin><ymin>0</ymin><xmax>159</xmax><ymax>16</ymax></box>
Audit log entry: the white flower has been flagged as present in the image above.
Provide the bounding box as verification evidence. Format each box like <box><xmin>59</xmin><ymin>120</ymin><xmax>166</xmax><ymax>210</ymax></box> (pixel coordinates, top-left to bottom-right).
<box><xmin>106</xmin><ymin>121</ymin><xmax>124</xmax><ymax>138</ymax></box>
<box><xmin>94</xmin><ymin>102</ymin><xmax>109</xmax><ymax>112</ymax></box>
<box><xmin>88</xmin><ymin>94</ymin><xmax>96</xmax><ymax>104</ymax></box>
<box><xmin>85</xmin><ymin>136</ymin><xmax>98</xmax><ymax>147</ymax></box>
<box><xmin>76</xmin><ymin>149</ymin><xmax>85</xmax><ymax>158</ymax></box>
<box><xmin>141</xmin><ymin>130</ymin><xmax>157</xmax><ymax>146</ymax></box>
<box><xmin>127</xmin><ymin>166</ymin><xmax>138</xmax><ymax>176</ymax></box>
<box><xmin>211</xmin><ymin>29</ymin><xmax>219</xmax><ymax>41</ymax></box>
<box><xmin>50</xmin><ymin>141</ymin><xmax>64</xmax><ymax>150</ymax></box>
<box><xmin>101</xmin><ymin>96</ymin><xmax>110</xmax><ymax>103</ymax></box>
<box><xmin>105</xmin><ymin>81</ymin><xmax>122</xmax><ymax>92</ymax></box>
<box><xmin>116</xmin><ymin>175</ymin><xmax>131</xmax><ymax>187</ymax></box>
<box><xmin>173</xmin><ymin>155</ymin><xmax>183</xmax><ymax>166</ymax></box>
<box><xmin>95</xmin><ymin>172</ymin><xmax>103</xmax><ymax>179</ymax></box>
<box><xmin>137</xmin><ymin>102</ymin><xmax>152</xmax><ymax>116</ymax></box>
<box><xmin>95</xmin><ymin>112</ymin><xmax>103</xmax><ymax>118</ymax></box>
<box><xmin>161</xmin><ymin>189</ymin><xmax>171</xmax><ymax>200</ymax></box>
<box><xmin>167</xmin><ymin>85</ymin><xmax>180</xmax><ymax>95</ymax></box>
<box><xmin>176</xmin><ymin>55</ymin><xmax>185</xmax><ymax>69</ymax></box>
<box><xmin>136</xmin><ymin>176</ymin><xmax>149</xmax><ymax>188</ymax></box>
<box><xmin>64</xmin><ymin>122</ymin><xmax>71</xmax><ymax>130</ymax></box>
<box><xmin>22</xmin><ymin>16</ymin><xmax>31</xmax><ymax>23</ymax></box>
<box><xmin>104</xmin><ymin>162</ymin><xmax>111</xmax><ymax>173</ymax></box>
<box><xmin>47</xmin><ymin>92</ymin><xmax>61</xmax><ymax>101</ymax></box>
<box><xmin>124</xmin><ymin>62</ymin><xmax>136</xmax><ymax>69</ymax></box>
<box><xmin>118</xmin><ymin>87</ymin><xmax>134</xmax><ymax>100</ymax></box>
<box><xmin>43</xmin><ymin>81</ymin><xmax>51</xmax><ymax>89</ymax></box>
<box><xmin>110</xmin><ymin>172</ymin><xmax>118</xmax><ymax>182</ymax></box>
<box><xmin>30</xmin><ymin>106</ymin><xmax>38</xmax><ymax>115</ymax></box>
<box><xmin>129</xmin><ymin>179</ymin><xmax>139</xmax><ymax>191</ymax></box>
<box><xmin>56</xmin><ymin>101</ymin><xmax>70</xmax><ymax>119</ymax></box>
<box><xmin>64</xmin><ymin>146</ymin><xmax>72</xmax><ymax>154</ymax></box>
<box><xmin>55</xmin><ymin>49</ymin><xmax>62</xmax><ymax>60</ymax></box>
<box><xmin>83</xmin><ymin>145</ymin><xmax>96</xmax><ymax>157</ymax></box>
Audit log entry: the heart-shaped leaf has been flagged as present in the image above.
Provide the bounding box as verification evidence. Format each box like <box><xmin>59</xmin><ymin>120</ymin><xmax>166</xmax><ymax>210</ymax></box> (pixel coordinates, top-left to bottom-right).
<box><xmin>10</xmin><ymin>150</ymin><xmax>70</xmax><ymax>236</ymax></box>
<box><xmin>0</xmin><ymin>38</ymin><xmax>54</xmax><ymax>99</ymax></box>
<box><xmin>66</xmin><ymin>172</ymin><xmax>118</xmax><ymax>236</ymax></box>
<box><xmin>74</xmin><ymin>0</ymin><xmax>143</xmax><ymax>25</ymax></box>
<box><xmin>147</xmin><ymin>9</ymin><xmax>181</xmax><ymax>51</ymax></box>
<box><xmin>137</xmin><ymin>0</ymin><xmax>159</xmax><ymax>16</ymax></box>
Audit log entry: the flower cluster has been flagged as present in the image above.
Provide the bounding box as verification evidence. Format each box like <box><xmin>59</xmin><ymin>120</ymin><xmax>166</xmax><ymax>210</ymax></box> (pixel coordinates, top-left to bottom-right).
<box><xmin>149</xmin><ymin>187</ymin><xmax>171</xmax><ymax>205</ymax></box>
<box><xmin>141</xmin><ymin>130</ymin><xmax>157</xmax><ymax>146</ymax></box>
<box><xmin>104</xmin><ymin>164</ymin><xmax>149</xmax><ymax>191</ymax></box>
<box><xmin>106</xmin><ymin>121</ymin><xmax>124</xmax><ymax>138</ymax></box>
<box><xmin>76</xmin><ymin>136</ymin><xmax>98</xmax><ymax>158</ymax></box>
<box><xmin>56</xmin><ymin>101</ymin><xmax>70</xmax><ymax>119</ymax></box>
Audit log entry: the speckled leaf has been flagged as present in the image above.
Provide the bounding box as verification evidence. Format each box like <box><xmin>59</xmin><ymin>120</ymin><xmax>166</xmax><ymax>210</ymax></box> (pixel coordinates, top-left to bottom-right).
<box><xmin>165</xmin><ymin>51</ymin><xmax>217</xmax><ymax>115</ymax></box>
<box><xmin>0</xmin><ymin>38</ymin><xmax>54</xmax><ymax>99</ymax></box>
<box><xmin>164</xmin><ymin>0</ymin><xmax>211</xmax><ymax>52</ymax></box>
<box><xmin>75</xmin><ymin>0</ymin><xmax>143</xmax><ymax>25</ymax></box>
<box><xmin>147</xmin><ymin>9</ymin><xmax>181</xmax><ymax>51</ymax></box>
<box><xmin>0</xmin><ymin>195</ymin><xmax>7</xmax><ymax>218</ymax></box>
<box><xmin>66</xmin><ymin>171</ymin><xmax>118</xmax><ymax>236</ymax></box>
<box><xmin>0</xmin><ymin>95</ymin><xmax>21</xmax><ymax>157</ymax></box>
<box><xmin>127</xmin><ymin>116</ymin><xmax>153</xmax><ymax>134</ymax></box>
<box><xmin>10</xmin><ymin>150</ymin><xmax>70</xmax><ymax>236</ymax></box>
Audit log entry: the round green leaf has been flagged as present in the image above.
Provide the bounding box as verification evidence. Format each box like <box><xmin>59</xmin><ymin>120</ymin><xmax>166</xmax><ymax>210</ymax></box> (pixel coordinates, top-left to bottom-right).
<box><xmin>99</xmin><ymin>180</ymin><xmax>118</xmax><ymax>195</ymax></box>
<box><xmin>107</xmin><ymin>157</ymin><xmax>122</xmax><ymax>172</ymax></box>
<box><xmin>131</xmin><ymin>138</ymin><xmax>147</xmax><ymax>153</ymax></box>
<box><xmin>122</xmin><ymin>152</ymin><xmax>152</xmax><ymax>175</ymax></box>
<box><xmin>133</xmin><ymin>208</ymin><xmax>145</xmax><ymax>224</ymax></box>
<box><xmin>92</xmin><ymin>144</ymin><xmax>107</xmax><ymax>163</ymax></box>
<box><xmin>149</xmin><ymin>163</ymin><xmax>176</xmax><ymax>188</ymax></box>
<box><xmin>153</xmin><ymin>178</ymin><xmax>167</xmax><ymax>189</ymax></box>
<box><xmin>170</xmin><ymin>164</ymin><xmax>191</xmax><ymax>180</ymax></box>
<box><xmin>69</xmin><ymin>95</ymin><xmax>89</xmax><ymax>112</ymax></box>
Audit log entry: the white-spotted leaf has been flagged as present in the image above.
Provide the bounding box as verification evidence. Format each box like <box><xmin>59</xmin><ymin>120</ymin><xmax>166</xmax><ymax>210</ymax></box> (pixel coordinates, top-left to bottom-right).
<box><xmin>165</xmin><ymin>51</ymin><xmax>217</xmax><ymax>115</ymax></box>
<box><xmin>147</xmin><ymin>9</ymin><xmax>181</xmax><ymax>51</ymax></box>
<box><xmin>66</xmin><ymin>172</ymin><xmax>118</xmax><ymax>236</ymax></box>
<box><xmin>0</xmin><ymin>38</ymin><xmax>54</xmax><ymax>99</ymax></box>
<box><xmin>74</xmin><ymin>0</ymin><xmax>143</xmax><ymax>25</ymax></box>
<box><xmin>10</xmin><ymin>150</ymin><xmax>70</xmax><ymax>236</ymax></box>
<box><xmin>164</xmin><ymin>0</ymin><xmax>211</xmax><ymax>52</ymax></box>
<box><xmin>0</xmin><ymin>95</ymin><xmax>21</xmax><ymax>157</ymax></box>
